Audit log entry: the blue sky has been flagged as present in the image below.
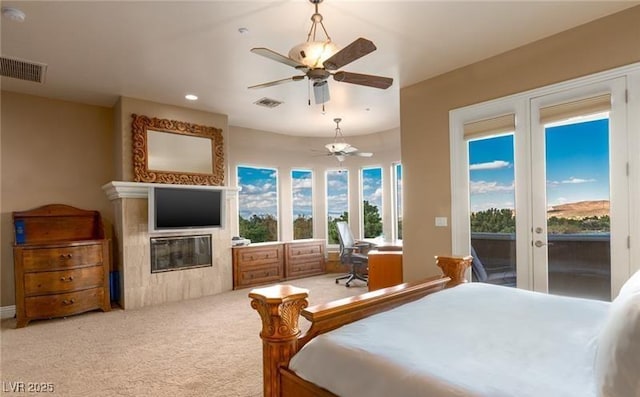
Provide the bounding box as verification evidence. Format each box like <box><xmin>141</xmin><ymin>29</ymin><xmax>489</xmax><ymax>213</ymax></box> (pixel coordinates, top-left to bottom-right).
<box><xmin>240</xmin><ymin>165</ymin><xmax>401</xmax><ymax>220</ymax></box>
<box><xmin>326</xmin><ymin>170</ymin><xmax>348</xmax><ymax>218</ymax></box>
<box><xmin>469</xmin><ymin>117</ymin><xmax>610</xmax><ymax>212</ymax></box>
<box><xmin>292</xmin><ymin>169</ymin><xmax>313</xmax><ymax>218</ymax></box>
<box><xmin>237</xmin><ymin>166</ymin><xmax>278</xmax><ymax>218</ymax></box>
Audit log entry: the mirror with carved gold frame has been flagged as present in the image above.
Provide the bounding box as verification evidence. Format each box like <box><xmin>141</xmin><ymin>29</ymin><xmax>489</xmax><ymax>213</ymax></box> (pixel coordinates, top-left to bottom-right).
<box><xmin>132</xmin><ymin>114</ymin><xmax>224</xmax><ymax>185</ymax></box>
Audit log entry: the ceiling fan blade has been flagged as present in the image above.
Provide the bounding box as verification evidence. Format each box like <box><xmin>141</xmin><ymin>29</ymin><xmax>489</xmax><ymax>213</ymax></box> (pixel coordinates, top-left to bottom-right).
<box><xmin>343</xmin><ymin>146</ymin><xmax>358</xmax><ymax>153</ymax></box>
<box><xmin>313</xmin><ymin>81</ymin><xmax>330</xmax><ymax>104</ymax></box>
<box><xmin>250</xmin><ymin>47</ymin><xmax>307</xmax><ymax>69</ymax></box>
<box><xmin>355</xmin><ymin>152</ymin><xmax>373</xmax><ymax>157</ymax></box>
<box><xmin>248</xmin><ymin>75</ymin><xmax>305</xmax><ymax>89</ymax></box>
<box><xmin>333</xmin><ymin>71</ymin><xmax>393</xmax><ymax>89</ymax></box>
<box><xmin>322</xmin><ymin>37</ymin><xmax>376</xmax><ymax>71</ymax></box>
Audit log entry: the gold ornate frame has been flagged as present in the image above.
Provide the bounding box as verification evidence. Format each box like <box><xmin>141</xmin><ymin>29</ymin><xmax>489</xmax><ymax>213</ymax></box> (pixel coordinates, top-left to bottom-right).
<box><xmin>132</xmin><ymin>114</ymin><xmax>224</xmax><ymax>186</ymax></box>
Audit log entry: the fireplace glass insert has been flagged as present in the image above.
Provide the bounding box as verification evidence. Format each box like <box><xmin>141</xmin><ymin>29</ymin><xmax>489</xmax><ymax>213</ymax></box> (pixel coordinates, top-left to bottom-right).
<box><xmin>150</xmin><ymin>235</ymin><xmax>212</xmax><ymax>273</ymax></box>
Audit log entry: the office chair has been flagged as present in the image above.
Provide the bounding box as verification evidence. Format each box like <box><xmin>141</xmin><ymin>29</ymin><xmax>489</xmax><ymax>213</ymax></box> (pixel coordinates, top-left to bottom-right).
<box><xmin>334</xmin><ymin>221</ymin><xmax>373</xmax><ymax>287</ymax></box>
<box><xmin>470</xmin><ymin>245</ymin><xmax>517</xmax><ymax>287</ymax></box>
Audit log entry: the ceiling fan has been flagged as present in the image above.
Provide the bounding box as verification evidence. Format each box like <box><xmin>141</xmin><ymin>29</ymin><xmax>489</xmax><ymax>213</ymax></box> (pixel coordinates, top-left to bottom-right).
<box><xmin>248</xmin><ymin>0</ymin><xmax>393</xmax><ymax>105</ymax></box>
<box><xmin>323</xmin><ymin>118</ymin><xmax>373</xmax><ymax>163</ymax></box>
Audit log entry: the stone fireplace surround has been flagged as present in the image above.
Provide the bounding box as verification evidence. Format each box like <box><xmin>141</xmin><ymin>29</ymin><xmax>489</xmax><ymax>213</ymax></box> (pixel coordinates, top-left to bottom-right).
<box><xmin>103</xmin><ymin>181</ymin><xmax>237</xmax><ymax>310</ymax></box>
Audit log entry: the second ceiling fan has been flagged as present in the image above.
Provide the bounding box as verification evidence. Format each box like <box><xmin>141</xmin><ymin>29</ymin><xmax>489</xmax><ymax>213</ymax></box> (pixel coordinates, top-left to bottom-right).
<box><xmin>248</xmin><ymin>0</ymin><xmax>393</xmax><ymax>105</ymax></box>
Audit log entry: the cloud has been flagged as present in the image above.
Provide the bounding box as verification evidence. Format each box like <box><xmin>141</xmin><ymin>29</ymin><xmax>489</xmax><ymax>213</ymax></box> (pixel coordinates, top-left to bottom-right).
<box><xmin>469</xmin><ymin>180</ymin><xmax>514</xmax><ymax>194</ymax></box>
<box><xmin>469</xmin><ymin>160</ymin><xmax>510</xmax><ymax>171</ymax></box>
<box><xmin>292</xmin><ymin>177</ymin><xmax>312</xmax><ymax>189</ymax></box>
<box><xmin>547</xmin><ymin>177</ymin><xmax>596</xmax><ymax>186</ymax></box>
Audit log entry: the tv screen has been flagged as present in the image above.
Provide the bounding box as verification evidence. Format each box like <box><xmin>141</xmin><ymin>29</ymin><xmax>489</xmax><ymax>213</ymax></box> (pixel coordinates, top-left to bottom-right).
<box><xmin>151</xmin><ymin>187</ymin><xmax>223</xmax><ymax>231</ymax></box>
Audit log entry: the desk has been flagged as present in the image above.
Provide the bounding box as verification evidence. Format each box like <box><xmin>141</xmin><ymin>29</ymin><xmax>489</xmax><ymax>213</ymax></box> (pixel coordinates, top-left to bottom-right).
<box><xmin>367</xmin><ymin>250</ymin><xmax>403</xmax><ymax>291</ymax></box>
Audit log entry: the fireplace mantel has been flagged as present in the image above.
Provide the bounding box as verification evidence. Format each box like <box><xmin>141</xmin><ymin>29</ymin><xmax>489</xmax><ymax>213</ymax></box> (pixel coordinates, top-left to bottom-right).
<box><xmin>102</xmin><ymin>181</ymin><xmax>238</xmax><ymax>201</ymax></box>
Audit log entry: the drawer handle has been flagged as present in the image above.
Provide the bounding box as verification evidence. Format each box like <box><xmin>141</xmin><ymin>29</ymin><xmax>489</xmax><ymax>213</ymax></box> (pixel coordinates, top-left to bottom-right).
<box><xmin>60</xmin><ymin>276</ymin><xmax>75</xmax><ymax>282</ymax></box>
<box><xmin>62</xmin><ymin>299</ymin><xmax>75</xmax><ymax>305</ymax></box>
<box><xmin>59</xmin><ymin>253</ymin><xmax>73</xmax><ymax>260</ymax></box>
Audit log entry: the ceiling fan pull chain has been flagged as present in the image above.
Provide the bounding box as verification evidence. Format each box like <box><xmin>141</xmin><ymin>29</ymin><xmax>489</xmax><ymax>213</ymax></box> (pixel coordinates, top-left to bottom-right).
<box><xmin>308</xmin><ymin>80</ymin><xmax>311</xmax><ymax>106</ymax></box>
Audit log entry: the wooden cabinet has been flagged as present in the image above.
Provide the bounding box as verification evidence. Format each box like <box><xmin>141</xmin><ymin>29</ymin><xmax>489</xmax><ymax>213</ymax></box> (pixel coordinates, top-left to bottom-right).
<box><xmin>284</xmin><ymin>239</ymin><xmax>325</xmax><ymax>280</ymax></box>
<box><xmin>232</xmin><ymin>239</ymin><xmax>326</xmax><ymax>289</ymax></box>
<box><xmin>368</xmin><ymin>250</ymin><xmax>403</xmax><ymax>291</ymax></box>
<box><xmin>13</xmin><ymin>204</ymin><xmax>111</xmax><ymax>328</ymax></box>
<box><xmin>232</xmin><ymin>243</ymin><xmax>284</xmax><ymax>289</ymax></box>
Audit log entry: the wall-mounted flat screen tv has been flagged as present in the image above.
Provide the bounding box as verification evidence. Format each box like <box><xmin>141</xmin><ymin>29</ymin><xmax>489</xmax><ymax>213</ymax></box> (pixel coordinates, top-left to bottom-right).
<box><xmin>149</xmin><ymin>187</ymin><xmax>224</xmax><ymax>232</ymax></box>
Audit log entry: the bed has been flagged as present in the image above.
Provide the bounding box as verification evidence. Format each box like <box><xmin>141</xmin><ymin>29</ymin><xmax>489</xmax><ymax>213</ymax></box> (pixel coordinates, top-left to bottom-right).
<box><xmin>249</xmin><ymin>255</ymin><xmax>640</xmax><ymax>397</ymax></box>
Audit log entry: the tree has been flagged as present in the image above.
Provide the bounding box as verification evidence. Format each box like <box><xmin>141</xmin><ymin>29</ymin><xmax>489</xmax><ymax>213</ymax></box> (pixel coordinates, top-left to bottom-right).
<box><xmin>363</xmin><ymin>200</ymin><xmax>382</xmax><ymax>238</ymax></box>
<box><xmin>327</xmin><ymin>212</ymin><xmax>348</xmax><ymax>244</ymax></box>
<box><xmin>293</xmin><ymin>215</ymin><xmax>313</xmax><ymax>239</ymax></box>
<box><xmin>470</xmin><ymin>208</ymin><xmax>515</xmax><ymax>233</ymax></box>
<box><xmin>239</xmin><ymin>214</ymin><xmax>278</xmax><ymax>243</ymax></box>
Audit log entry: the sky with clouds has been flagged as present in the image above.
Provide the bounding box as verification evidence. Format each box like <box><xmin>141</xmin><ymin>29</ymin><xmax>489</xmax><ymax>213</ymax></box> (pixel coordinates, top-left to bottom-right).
<box><xmin>469</xmin><ymin>117</ymin><xmax>609</xmax><ymax>213</ymax></box>
<box><xmin>238</xmin><ymin>166</ymin><xmax>397</xmax><ymax>221</ymax></box>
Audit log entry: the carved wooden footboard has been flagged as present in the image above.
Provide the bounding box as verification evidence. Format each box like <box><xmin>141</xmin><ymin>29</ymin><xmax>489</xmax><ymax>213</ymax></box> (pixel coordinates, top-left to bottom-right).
<box><xmin>249</xmin><ymin>255</ymin><xmax>472</xmax><ymax>397</ymax></box>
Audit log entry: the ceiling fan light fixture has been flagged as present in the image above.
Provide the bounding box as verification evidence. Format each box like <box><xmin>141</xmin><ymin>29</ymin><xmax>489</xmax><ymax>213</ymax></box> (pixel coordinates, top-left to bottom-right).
<box><xmin>288</xmin><ymin>40</ymin><xmax>339</xmax><ymax>69</ymax></box>
<box><xmin>325</xmin><ymin>142</ymin><xmax>350</xmax><ymax>153</ymax></box>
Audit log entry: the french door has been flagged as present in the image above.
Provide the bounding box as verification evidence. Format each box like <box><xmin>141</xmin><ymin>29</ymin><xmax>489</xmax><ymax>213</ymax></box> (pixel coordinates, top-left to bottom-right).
<box><xmin>452</xmin><ymin>73</ymin><xmax>632</xmax><ymax>301</ymax></box>
<box><xmin>529</xmin><ymin>77</ymin><xmax>628</xmax><ymax>300</ymax></box>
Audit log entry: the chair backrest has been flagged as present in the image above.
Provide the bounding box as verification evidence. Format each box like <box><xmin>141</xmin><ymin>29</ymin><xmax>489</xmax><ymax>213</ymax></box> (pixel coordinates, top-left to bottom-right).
<box><xmin>336</xmin><ymin>221</ymin><xmax>355</xmax><ymax>250</ymax></box>
<box><xmin>470</xmin><ymin>245</ymin><xmax>488</xmax><ymax>282</ymax></box>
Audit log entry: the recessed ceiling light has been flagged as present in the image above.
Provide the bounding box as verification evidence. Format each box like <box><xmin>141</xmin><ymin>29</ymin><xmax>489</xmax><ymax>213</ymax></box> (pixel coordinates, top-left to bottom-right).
<box><xmin>238</xmin><ymin>27</ymin><xmax>249</xmax><ymax>34</ymax></box>
<box><xmin>185</xmin><ymin>94</ymin><xmax>198</xmax><ymax>101</ymax></box>
<box><xmin>2</xmin><ymin>6</ymin><xmax>26</xmax><ymax>22</ymax></box>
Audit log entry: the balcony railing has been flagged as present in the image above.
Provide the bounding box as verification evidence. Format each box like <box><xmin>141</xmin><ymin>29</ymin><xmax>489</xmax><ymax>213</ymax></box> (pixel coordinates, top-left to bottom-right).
<box><xmin>471</xmin><ymin>232</ymin><xmax>611</xmax><ymax>301</ymax></box>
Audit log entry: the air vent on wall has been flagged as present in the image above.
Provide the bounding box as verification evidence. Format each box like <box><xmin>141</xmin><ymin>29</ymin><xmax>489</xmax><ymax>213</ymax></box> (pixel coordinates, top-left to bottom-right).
<box><xmin>254</xmin><ymin>97</ymin><xmax>283</xmax><ymax>108</ymax></box>
<box><xmin>0</xmin><ymin>56</ymin><xmax>47</xmax><ymax>83</ymax></box>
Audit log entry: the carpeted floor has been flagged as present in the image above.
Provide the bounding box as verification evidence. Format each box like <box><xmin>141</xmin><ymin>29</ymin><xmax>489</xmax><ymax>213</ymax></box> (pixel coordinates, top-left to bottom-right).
<box><xmin>0</xmin><ymin>274</ymin><xmax>367</xmax><ymax>397</ymax></box>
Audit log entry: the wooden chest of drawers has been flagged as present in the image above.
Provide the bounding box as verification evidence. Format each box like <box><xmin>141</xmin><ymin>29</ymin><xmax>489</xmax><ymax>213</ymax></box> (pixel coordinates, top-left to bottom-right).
<box><xmin>284</xmin><ymin>239</ymin><xmax>325</xmax><ymax>280</ymax></box>
<box><xmin>232</xmin><ymin>239</ymin><xmax>326</xmax><ymax>289</ymax></box>
<box><xmin>13</xmin><ymin>204</ymin><xmax>111</xmax><ymax>328</ymax></box>
<box><xmin>232</xmin><ymin>243</ymin><xmax>284</xmax><ymax>289</ymax></box>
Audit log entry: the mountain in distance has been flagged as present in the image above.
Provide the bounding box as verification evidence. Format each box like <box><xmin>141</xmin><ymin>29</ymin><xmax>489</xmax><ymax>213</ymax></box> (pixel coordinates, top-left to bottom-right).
<box><xmin>547</xmin><ymin>200</ymin><xmax>609</xmax><ymax>219</ymax></box>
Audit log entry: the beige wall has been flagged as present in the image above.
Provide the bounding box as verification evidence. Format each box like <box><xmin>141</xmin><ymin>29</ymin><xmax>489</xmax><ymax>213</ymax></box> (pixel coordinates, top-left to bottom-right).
<box><xmin>400</xmin><ymin>6</ymin><xmax>640</xmax><ymax>282</ymax></box>
<box><xmin>228</xmin><ymin>125</ymin><xmax>400</xmax><ymax>242</ymax></box>
<box><xmin>115</xmin><ymin>97</ymin><xmax>229</xmax><ymax>182</ymax></box>
<box><xmin>0</xmin><ymin>92</ymin><xmax>114</xmax><ymax>306</ymax></box>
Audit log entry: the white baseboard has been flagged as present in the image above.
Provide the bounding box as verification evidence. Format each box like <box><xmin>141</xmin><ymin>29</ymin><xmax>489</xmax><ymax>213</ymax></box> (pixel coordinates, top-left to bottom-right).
<box><xmin>1</xmin><ymin>305</ymin><xmax>16</xmax><ymax>319</ymax></box>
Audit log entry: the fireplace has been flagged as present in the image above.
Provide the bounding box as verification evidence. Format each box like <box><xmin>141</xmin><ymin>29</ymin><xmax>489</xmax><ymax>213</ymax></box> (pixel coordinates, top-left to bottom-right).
<box><xmin>102</xmin><ymin>181</ymin><xmax>237</xmax><ymax>310</ymax></box>
<box><xmin>150</xmin><ymin>235</ymin><xmax>212</xmax><ymax>273</ymax></box>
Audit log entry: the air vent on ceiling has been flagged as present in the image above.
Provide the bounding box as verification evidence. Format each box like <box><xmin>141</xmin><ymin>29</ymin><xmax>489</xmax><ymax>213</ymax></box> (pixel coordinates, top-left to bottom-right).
<box><xmin>0</xmin><ymin>56</ymin><xmax>47</xmax><ymax>83</ymax></box>
<box><xmin>254</xmin><ymin>97</ymin><xmax>283</xmax><ymax>108</ymax></box>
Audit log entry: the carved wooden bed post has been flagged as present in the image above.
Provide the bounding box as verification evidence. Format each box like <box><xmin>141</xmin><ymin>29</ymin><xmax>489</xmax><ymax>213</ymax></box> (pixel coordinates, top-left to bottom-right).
<box><xmin>435</xmin><ymin>255</ymin><xmax>473</xmax><ymax>287</ymax></box>
<box><xmin>249</xmin><ymin>285</ymin><xmax>309</xmax><ymax>397</ymax></box>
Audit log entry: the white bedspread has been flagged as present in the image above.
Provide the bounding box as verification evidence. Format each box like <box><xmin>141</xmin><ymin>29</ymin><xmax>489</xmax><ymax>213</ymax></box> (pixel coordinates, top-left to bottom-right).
<box><xmin>289</xmin><ymin>283</ymin><xmax>610</xmax><ymax>397</ymax></box>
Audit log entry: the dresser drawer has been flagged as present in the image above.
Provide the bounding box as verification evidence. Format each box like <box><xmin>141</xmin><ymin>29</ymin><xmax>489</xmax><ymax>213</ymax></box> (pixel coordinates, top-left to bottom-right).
<box><xmin>22</xmin><ymin>244</ymin><xmax>103</xmax><ymax>272</ymax></box>
<box><xmin>235</xmin><ymin>246</ymin><xmax>282</xmax><ymax>267</ymax></box>
<box><xmin>286</xmin><ymin>244</ymin><xmax>323</xmax><ymax>264</ymax></box>
<box><xmin>23</xmin><ymin>266</ymin><xmax>105</xmax><ymax>296</ymax></box>
<box><xmin>238</xmin><ymin>264</ymin><xmax>282</xmax><ymax>287</ymax></box>
<box><xmin>25</xmin><ymin>287</ymin><xmax>105</xmax><ymax>319</ymax></box>
<box><xmin>287</xmin><ymin>260</ymin><xmax>324</xmax><ymax>278</ymax></box>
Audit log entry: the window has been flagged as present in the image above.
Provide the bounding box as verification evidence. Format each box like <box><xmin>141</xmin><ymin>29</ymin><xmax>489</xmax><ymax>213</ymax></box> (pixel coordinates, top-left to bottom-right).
<box><xmin>468</xmin><ymin>134</ymin><xmax>517</xmax><ymax>287</ymax></box>
<box><xmin>237</xmin><ymin>166</ymin><xmax>278</xmax><ymax>243</ymax></box>
<box><xmin>393</xmin><ymin>163</ymin><xmax>403</xmax><ymax>240</ymax></box>
<box><xmin>326</xmin><ymin>169</ymin><xmax>348</xmax><ymax>244</ymax></box>
<box><xmin>292</xmin><ymin>169</ymin><xmax>313</xmax><ymax>239</ymax></box>
<box><xmin>361</xmin><ymin>167</ymin><xmax>383</xmax><ymax>238</ymax></box>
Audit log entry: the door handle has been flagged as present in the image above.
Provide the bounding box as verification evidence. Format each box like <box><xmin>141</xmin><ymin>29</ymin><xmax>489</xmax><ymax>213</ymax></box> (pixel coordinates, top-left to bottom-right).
<box><xmin>534</xmin><ymin>240</ymin><xmax>546</xmax><ymax>248</ymax></box>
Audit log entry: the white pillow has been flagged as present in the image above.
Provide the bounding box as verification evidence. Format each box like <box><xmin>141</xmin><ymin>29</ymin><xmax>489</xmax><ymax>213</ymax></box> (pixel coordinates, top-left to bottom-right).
<box><xmin>617</xmin><ymin>269</ymin><xmax>640</xmax><ymax>299</ymax></box>
<box><xmin>594</xmin><ymin>290</ymin><xmax>640</xmax><ymax>397</ymax></box>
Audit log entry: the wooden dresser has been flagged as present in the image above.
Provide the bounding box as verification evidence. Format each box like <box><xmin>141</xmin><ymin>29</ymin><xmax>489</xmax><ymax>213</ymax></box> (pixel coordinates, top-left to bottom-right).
<box><xmin>13</xmin><ymin>204</ymin><xmax>111</xmax><ymax>328</ymax></box>
<box><xmin>284</xmin><ymin>239</ymin><xmax>325</xmax><ymax>280</ymax></box>
<box><xmin>232</xmin><ymin>239</ymin><xmax>326</xmax><ymax>289</ymax></box>
<box><xmin>232</xmin><ymin>242</ymin><xmax>284</xmax><ymax>289</ymax></box>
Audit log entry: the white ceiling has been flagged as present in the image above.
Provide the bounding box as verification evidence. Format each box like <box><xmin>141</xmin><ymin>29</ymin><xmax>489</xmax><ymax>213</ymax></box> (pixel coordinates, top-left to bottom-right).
<box><xmin>1</xmin><ymin>1</ymin><xmax>636</xmax><ymax>137</ymax></box>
